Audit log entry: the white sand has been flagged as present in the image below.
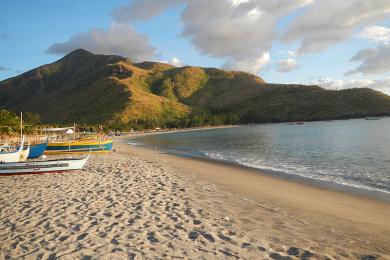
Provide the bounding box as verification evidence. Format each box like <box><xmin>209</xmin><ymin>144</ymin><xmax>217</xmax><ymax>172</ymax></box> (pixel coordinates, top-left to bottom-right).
<box><xmin>0</xmin><ymin>140</ymin><xmax>388</xmax><ymax>259</ymax></box>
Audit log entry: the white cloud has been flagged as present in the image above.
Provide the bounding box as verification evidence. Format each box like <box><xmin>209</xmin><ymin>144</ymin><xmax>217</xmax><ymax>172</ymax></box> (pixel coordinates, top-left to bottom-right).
<box><xmin>310</xmin><ymin>77</ymin><xmax>344</xmax><ymax>89</ymax></box>
<box><xmin>276</xmin><ymin>58</ymin><xmax>299</xmax><ymax>73</ymax></box>
<box><xmin>47</xmin><ymin>23</ymin><xmax>156</xmax><ymax>62</ymax></box>
<box><xmin>168</xmin><ymin>57</ymin><xmax>184</xmax><ymax>67</ymax></box>
<box><xmin>283</xmin><ymin>0</ymin><xmax>390</xmax><ymax>54</ymax></box>
<box><xmin>230</xmin><ymin>0</ymin><xmax>250</xmax><ymax>7</ymax></box>
<box><xmin>344</xmin><ymin>79</ymin><xmax>375</xmax><ymax>89</ymax></box>
<box><xmin>346</xmin><ymin>44</ymin><xmax>390</xmax><ymax>75</ymax></box>
<box><xmin>367</xmin><ymin>78</ymin><xmax>390</xmax><ymax>94</ymax></box>
<box><xmin>223</xmin><ymin>51</ymin><xmax>271</xmax><ymax>74</ymax></box>
<box><xmin>111</xmin><ymin>0</ymin><xmax>390</xmax><ymax>73</ymax></box>
<box><xmin>310</xmin><ymin>77</ymin><xmax>390</xmax><ymax>95</ymax></box>
<box><xmin>357</xmin><ymin>26</ymin><xmax>390</xmax><ymax>44</ymax></box>
<box><xmin>112</xmin><ymin>0</ymin><xmax>312</xmax><ymax>74</ymax></box>
<box><xmin>49</xmin><ymin>0</ymin><xmax>389</xmax><ymax>77</ymax></box>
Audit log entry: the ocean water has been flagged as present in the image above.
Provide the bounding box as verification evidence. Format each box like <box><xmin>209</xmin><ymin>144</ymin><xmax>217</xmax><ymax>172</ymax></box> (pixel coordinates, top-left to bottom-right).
<box><xmin>133</xmin><ymin>118</ymin><xmax>390</xmax><ymax>195</ymax></box>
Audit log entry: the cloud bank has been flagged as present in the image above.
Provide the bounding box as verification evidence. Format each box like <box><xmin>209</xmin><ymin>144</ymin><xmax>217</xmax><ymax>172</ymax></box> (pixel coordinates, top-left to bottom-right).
<box><xmin>276</xmin><ymin>58</ymin><xmax>299</xmax><ymax>73</ymax></box>
<box><xmin>310</xmin><ymin>77</ymin><xmax>390</xmax><ymax>95</ymax></box>
<box><xmin>346</xmin><ymin>44</ymin><xmax>390</xmax><ymax>75</ymax></box>
<box><xmin>47</xmin><ymin>23</ymin><xmax>156</xmax><ymax>62</ymax></box>
<box><xmin>112</xmin><ymin>0</ymin><xmax>312</xmax><ymax>73</ymax></box>
<box><xmin>47</xmin><ymin>0</ymin><xmax>390</xmax><ymax>78</ymax></box>
<box><xmin>357</xmin><ymin>26</ymin><xmax>390</xmax><ymax>44</ymax></box>
<box><xmin>283</xmin><ymin>0</ymin><xmax>390</xmax><ymax>54</ymax></box>
<box><xmin>111</xmin><ymin>0</ymin><xmax>389</xmax><ymax>74</ymax></box>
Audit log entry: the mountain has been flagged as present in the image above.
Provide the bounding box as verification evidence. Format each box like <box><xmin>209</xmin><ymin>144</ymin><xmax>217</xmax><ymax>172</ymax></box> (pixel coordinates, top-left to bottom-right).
<box><xmin>1</xmin><ymin>49</ymin><xmax>390</xmax><ymax>127</ymax></box>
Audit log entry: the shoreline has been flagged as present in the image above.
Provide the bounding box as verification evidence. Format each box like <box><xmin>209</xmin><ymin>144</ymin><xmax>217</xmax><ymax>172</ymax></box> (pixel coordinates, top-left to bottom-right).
<box><xmin>121</xmin><ymin>139</ymin><xmax>390</xmax><ymax>254</ymax></box>
<box><xmin>163</xmin><ymin>147</ymin><xmax>390</xmax><ymax>202</ymax></box>
<box><xmin>125</xmin><ymin>132</ymin><xmax>390</xmax><ymax>203</ymax></box>
<box><xmin>124</xmin><ymin>124</ymin><xmax>238</xmax><ymax>141</ymax></box>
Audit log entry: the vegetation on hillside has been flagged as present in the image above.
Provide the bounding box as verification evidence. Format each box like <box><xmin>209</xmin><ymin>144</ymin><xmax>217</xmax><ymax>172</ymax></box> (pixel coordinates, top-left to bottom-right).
<box><xmin>0</xmin><ymin>110</ymin><xmax>40</xmax><ymax>135</ymax></box>
<box><xmin>0</xmin><ymin>109</ymin><xmax>19</xmax><ymax>126</ymax></box>
<box><xmin>1</xmin><ymin>49</ymin><xmax>390</xmax><ymax>130</ymax></box>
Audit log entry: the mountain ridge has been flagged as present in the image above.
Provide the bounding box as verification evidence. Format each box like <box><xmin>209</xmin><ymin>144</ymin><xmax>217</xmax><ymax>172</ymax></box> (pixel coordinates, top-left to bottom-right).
<box><xmin>1</xmin><ymin>49</ymin><xmax>390</xmax><ymax>128</ymax></box>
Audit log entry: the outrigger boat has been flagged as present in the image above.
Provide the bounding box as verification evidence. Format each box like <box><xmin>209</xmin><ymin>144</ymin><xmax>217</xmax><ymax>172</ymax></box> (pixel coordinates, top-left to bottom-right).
<box><xmin>43</xmin><ymin>126</ymin><xmax>113</xmax><ymax>155</ymax></box>
<box><xmin>0</xmin><ymin>113</ymin><xmax>29</xmax><ymax>162</ymax></box>
<box><xmin>0</xmin><ymin>154</ymin><xmax>89</xmax><ymax>175</ymax></box>
<box><xmin>45</xmin><ymin>139</ymin><xmax>113</xmax><ymax>154</ymax></box>
<box><xmin>0</xmin><ymin>136</ymin><xmax>25</xmax><ymax>163</ymax></box>
<box><xmin>3</xmin><ymin>138</ymin><xmax>48</xmax><ymax>159</ymax></box>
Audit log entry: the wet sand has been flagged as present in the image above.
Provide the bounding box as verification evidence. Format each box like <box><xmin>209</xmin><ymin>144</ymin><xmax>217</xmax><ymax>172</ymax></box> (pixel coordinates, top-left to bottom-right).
<box><xmin>0</xmin><ymin>139</ymin><xmax>389</xmax><ymax>259</ymax></box>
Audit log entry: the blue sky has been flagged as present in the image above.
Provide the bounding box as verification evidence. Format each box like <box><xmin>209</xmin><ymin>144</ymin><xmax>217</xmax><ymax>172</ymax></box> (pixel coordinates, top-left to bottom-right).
<box><xmin>0</xmin><ymin>0</ymin><xmax>389</xmax><ymax>93</ymax></box>
<box><xmin>0</xmin><ymin>0</ymin><xmax>125</xmax><ymax>78</ymax></box>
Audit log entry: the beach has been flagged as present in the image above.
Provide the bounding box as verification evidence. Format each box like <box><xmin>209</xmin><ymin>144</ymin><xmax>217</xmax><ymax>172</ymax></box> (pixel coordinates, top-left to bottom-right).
<box><xmin>0</xmin><ymin>138</ymin><xmax>389</xmax><ymax>259</ymax></box>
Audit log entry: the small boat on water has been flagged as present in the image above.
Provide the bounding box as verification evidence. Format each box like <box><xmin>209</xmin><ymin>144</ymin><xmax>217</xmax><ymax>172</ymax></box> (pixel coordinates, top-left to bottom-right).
<box><xmin>0</xmin><ymin>137</ymin><xmax>25</xmax><ymax>163</ymax></box>
<box><xmin>0</xmin><ymin>154</ymin><xmax>89</xmax><ymax>175</ymax></box>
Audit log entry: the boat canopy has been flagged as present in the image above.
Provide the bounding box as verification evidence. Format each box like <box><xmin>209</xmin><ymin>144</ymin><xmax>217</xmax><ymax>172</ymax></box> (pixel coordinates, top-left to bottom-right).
<box><xmin>43</xmin><ymin>127</ymin><xmax>75</xmax><ymax>132</ymax></box>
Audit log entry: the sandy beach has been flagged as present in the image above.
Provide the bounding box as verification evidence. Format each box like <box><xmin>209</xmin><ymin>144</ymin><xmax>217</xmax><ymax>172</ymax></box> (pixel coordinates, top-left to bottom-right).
<box><xmin>0</xmin><ymin>138</ymin><xmax>389</xmax><ymax>259</ymax></box>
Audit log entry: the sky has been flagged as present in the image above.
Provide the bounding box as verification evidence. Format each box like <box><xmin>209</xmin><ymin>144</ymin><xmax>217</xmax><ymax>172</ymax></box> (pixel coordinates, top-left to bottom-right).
<box><xmin>0</xmin><ymin>0</ymin><xmax>389</xmax><ymax>94</ymax></box>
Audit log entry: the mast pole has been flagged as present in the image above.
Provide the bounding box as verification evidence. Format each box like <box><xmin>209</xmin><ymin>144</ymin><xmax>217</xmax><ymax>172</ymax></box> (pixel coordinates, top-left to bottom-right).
<box><xmin>20</xmin><ymin>112</ymin><xmax>23</xmax><ymax>142</ymax></box>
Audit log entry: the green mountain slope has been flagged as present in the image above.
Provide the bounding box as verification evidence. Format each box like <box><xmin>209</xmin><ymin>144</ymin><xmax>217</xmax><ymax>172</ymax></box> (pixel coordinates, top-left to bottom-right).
<box><xmin>1</xmin><ymin>49</ymin><xmax>390</xmax><ymax>127</ymax></box>
<box><xmin>0</xmin><ymin>109</ymin><xmax>19</xmax><ymax>126</ymax></box>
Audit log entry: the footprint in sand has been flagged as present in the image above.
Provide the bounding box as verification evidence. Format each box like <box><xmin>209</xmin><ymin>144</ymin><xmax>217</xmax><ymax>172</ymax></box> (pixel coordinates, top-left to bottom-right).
<box><xmin>269</xmin><ymin>252</ymin><xmax>291</xmax><ymax>260</ymax></box>
<box><xmin>76</xmin><ymin>233</ymin><xmax>88</xmax><ymax>241</ymax></box>
<box><xmin>58</xmin><ymin>235</ymin><xmax>69</xmax><ymax>242</ymax></box>
<box><xmin>188</xmin><ymin>231</ymin><xmax>199</xmax><ymax>240</ymax></box>
<box><xmin>193</xmin><ymin>219</ymin><xmax>201</xmax><ymax>225</ymax></box>
<box><xmin>201</xmin><ymin>232</ymin><xmax>215</xmax><ymax>243</ymax></box>
<box><xmin>146</xmin><ymin>232</ymin><xmax>159</xmax><ymax>243</ymax></box>
<box><xmin>110</xmin><ymin>238</ymin><xmax>120</xmax><ymax>245</ymax></box>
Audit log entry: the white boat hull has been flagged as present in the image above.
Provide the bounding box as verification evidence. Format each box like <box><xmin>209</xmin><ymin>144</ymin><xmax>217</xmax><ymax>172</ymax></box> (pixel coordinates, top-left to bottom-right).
<box><xmin>0</xmin><ymin>155</ymin><xmax>89</xmax><ymax>175</ymax></box>
<box><xmin>19</xmin><ymin>147</ymin><xmax>30</xmax><ymax>161</ymax></box>
<box><xmin>0</xmin><ymin>137</ymin><xmax>25</xmax><ymax>163</ymax></box>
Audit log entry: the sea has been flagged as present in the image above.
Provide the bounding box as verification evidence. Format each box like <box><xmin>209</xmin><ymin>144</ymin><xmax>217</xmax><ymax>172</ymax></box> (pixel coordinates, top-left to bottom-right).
<box><xmin>131</xmin><ymin>118</ymin><xmax>390</xmax><ymax>198</ymax></box>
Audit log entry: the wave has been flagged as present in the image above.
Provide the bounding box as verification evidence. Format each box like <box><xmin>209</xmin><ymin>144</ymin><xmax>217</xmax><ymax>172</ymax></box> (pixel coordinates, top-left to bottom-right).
<box><xmin>203</xmin><ymin>151</ymin><xmax>390</xmax><ymax>195</ymax></box>
<box><xmin>127</xmin><ymin>141</ymin><xmax>143</xmax><ymax>146</ymax></box>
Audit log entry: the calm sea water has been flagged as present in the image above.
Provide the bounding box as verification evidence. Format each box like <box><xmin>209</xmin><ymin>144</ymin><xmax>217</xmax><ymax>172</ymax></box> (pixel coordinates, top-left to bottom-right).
<box><xmin>133</xmin><ymin>118</ymin><xmax>390</xmax><ymax>195</ymax></box>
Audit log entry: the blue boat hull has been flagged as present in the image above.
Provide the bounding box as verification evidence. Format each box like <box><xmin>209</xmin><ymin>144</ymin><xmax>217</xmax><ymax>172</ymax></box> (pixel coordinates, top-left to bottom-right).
<box><xmin>28</xmin><ymin>141</ymin><xmax>48</xmax><ymax>159</ymax></box>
